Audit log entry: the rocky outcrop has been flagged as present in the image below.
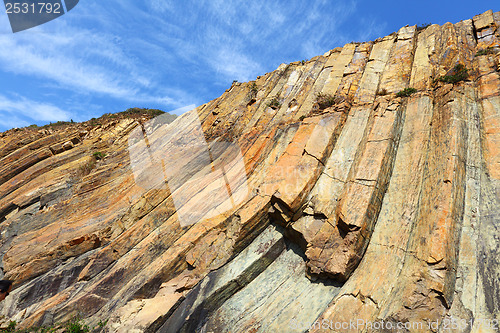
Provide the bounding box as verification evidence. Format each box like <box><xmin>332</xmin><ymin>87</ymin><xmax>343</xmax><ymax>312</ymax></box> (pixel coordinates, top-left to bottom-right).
<box><xmin>0</xmin><ymin>10</ymin><xmax>499</xmax><ymax>333</ymax></box>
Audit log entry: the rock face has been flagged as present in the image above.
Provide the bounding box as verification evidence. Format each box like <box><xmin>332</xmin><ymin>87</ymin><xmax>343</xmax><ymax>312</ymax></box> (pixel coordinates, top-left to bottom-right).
<box><xmin>1</xmin><ymin>10</ymin><xmax>500</xmax><ymax>333</ymax></box>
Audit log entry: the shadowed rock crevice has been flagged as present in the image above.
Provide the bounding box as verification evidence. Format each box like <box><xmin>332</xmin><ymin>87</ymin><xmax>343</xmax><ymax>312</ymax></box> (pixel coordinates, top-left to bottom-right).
<box><xmin>0</xmin><ymin>10</ymin><xmax>499</xmax><ymax>333</ymax></box>
<box><xmin>166</xmin><ymin>223</ymin><xmax>343</xmax><ymax>333</ymax></box>
<box><xmin>157</xmin><ymin>224</ymin><xmax>287</xmax><ymax>333</ymax></box>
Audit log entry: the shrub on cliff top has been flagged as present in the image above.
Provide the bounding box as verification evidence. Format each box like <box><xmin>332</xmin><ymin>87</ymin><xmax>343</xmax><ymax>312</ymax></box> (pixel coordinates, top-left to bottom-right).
<box><xmin>93</xmin><ymin>152</ymin><xmax>105</xmax><ymax>160</ymax></box>
<box><xmin>123</xmin><ymin>108</ymin><xmax>165</xmax><ymax>118</ymax></box>
<box><xmin>315</xmin><ymin>93</ymin><xmax>339</xmax><ymax>109</ymax></box>
<box><xmin>417</xmin><ymin>23</ymin><xmax>432</xmax><ymax>31</ymax></box>
<box><xmin>267</xmin><ymin>97</ymin><xmax>281</xmax><ymax>110</ymax></box>
<box><xmin>42</xmin><ymin>121</ymin><xmax>72</xmax><ymax>129</ymax></box>
<box><xmin>64</xmin><ymin>317</ymin><xmax>90</xmax><ymax>333</ymax></box>
<box><xmin>4</xmin><ymin>316</ymin><xmax>98</xmax><ymax>333</ymax></box>
<box><xmin>475</xmin><ymin>47</ymin><xmax>496</xmax><ymax>56</ymax></box>
<box><xmin>376</xmin><ymin>88</ymin><xmax>388</xmax><ymax>96</ymax></box>
<box><xmin>437</xmin><ymin>64</ymin><xmax>468</xmax><ymax>84</ymax></box>
<box><xmin>250</xmin><ymin>82</ymin><xmax>258</xmax><ymax>93</ymax></box>
<box><xmin>396</xmin><ymin>87</ymin><xmax>417</xmax><ymax>97</ymax></box>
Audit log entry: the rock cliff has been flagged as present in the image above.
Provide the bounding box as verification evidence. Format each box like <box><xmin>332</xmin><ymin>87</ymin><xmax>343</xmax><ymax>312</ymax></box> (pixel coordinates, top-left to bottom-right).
<box><xmin>1</xmin><ymin>10</ymin><xmax>499</xmax><ymax>333</ymax></box>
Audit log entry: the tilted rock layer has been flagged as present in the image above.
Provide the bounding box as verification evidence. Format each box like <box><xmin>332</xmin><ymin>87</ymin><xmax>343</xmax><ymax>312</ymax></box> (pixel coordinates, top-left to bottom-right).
<box><xmin>1</xmin><ymin>10</ymin><xmax>500</xmax><ymax>333</ymax></box>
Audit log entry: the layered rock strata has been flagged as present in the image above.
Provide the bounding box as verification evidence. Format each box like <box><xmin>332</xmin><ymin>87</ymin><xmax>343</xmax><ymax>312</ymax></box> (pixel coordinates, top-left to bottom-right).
<box><xmin>0</xmin><ymin>10</ymin><xmax>499</xmax><ymax>333</ymax></box>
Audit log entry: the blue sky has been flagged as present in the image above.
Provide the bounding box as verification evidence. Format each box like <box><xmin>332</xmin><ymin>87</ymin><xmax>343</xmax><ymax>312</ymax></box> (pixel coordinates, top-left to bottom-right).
<box><xmin>0</xmin><ymin>0</ymin><xmax>496</xmax><ymax>131</ymax></box>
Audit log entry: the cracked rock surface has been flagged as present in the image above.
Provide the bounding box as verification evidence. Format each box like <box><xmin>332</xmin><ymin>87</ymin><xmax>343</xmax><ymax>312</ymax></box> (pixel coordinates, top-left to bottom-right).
<box><xmin>0</xmin><ymin>10</ymin><xmax>500</xmax><ymax>333</ymax></box>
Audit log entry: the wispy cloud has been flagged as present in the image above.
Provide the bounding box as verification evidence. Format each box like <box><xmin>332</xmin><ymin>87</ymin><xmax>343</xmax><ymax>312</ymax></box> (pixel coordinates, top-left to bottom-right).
<box><xmin>0</xmin><ymin>27</ymin><xmax>145</xmax><ymax>99</ymax></box>
<box><xmin>355</xmin><ymin>17</ymin><xmax>388</xmax><ymax>42</ymax></box>
<box><xmin>168</xmin><ymin>104</ymin><xmax>197</xmax><ymax>116</ymax></box>
<box><xmin>0</xmin><ymin>9</ymin><xmax>192</xmax><ymax>108</ymax></box>
<box><xmin>208</xmin><ymin>46</ymin><xmax>263</xmax><ymax>82</ymax></box>
<box><xmin>147</xmin><ymin>0</ymin><xmax>174</xmax><ymax>13</ymax></box>
<box><xmin>0</xmin><ymin>94</ymin><xmax>70</xmax><ymax>128</ymax></box>
<box><xmin>0</xmin><ymin>0</ymin><xmax>388</xmax><ymax>131</ymax></box>
<box><xmin>0</xmin><ymin>116</ymin><xmax>30</xmax><ymax>130</ymax></box>
<box><xmin>0</xmin><ymin>0</ymin><xmax>377</xmax><ymax>92</ymax></box>
<box><xmin>138</xmin><ymin>0</ymin><xmax>366</xmax><ymax>77</ymax></box>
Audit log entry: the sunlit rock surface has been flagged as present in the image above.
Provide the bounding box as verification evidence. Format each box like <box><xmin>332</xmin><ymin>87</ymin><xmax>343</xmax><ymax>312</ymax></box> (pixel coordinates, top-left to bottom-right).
<box><xmin>1</xmin><ymin>11</ymin><xmax>500</xmax><ymax>333</ymax></box>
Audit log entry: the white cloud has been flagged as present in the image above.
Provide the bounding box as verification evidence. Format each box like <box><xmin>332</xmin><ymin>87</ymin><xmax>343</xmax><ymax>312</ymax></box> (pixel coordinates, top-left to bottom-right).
<box><xmin>0</xmin><ymin>0</ymin><xmax>387</xmax><ymax>132</ymax></box>
<box><xmin>0</xmin><ymin>0</ymin><xmax>371</xmax><ymax>92</ymax></box>
<box><xmin>0</xmin><ymin>116</ymin><xmax>30</xmax><ymax>130</ymax></box>
<box><xmin>355</xmin><ymin>17</ymin><xmax>388</xmax><ymax>42</ymax></box>
<box><xmin>209</xmin><ymin>47</ymin><xmax>263</xmax><ymax>82</ymax></box>
<box><xmin>0</xmin><ymin>94</ymin><xmax>71</xmax><ymax>128</ymax></box>
<box><xmin>0</xmin><ymin>31</ymin><xmax>141</xmax><ymax>99</ymax></box>
<box><xmin>0</xmin><ymin>8</ymin><xmax>191</xmax><ymax>109</ymax></box>
<box><xmin>138</xmin><ymin>0</ymin><xmax>364</xmax><ymax>83</ymax></box>
<box><xmin>168</xmin><ymin>104</ymin><xmax>197</xmax><ymax>116</ymax></box>
<box><xmin>147</xmin><ymin>0</ymin><xmax>174</xmax><ymax>13</ymax></box>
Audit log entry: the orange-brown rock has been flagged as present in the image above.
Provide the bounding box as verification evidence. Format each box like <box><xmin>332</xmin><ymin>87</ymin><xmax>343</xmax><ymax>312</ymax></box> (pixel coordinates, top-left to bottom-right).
<box><xmin>0</xmin><ymin>11</ymin><xmax>499</xmax><ymax>333</ymax></box>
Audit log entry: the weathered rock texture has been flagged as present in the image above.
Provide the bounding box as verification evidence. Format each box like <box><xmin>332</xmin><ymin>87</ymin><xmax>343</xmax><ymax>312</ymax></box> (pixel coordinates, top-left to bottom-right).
<box><xmin>1</xmin><ymin>10</ymin><xmax>500</xmax><ymax>333</ymax></box>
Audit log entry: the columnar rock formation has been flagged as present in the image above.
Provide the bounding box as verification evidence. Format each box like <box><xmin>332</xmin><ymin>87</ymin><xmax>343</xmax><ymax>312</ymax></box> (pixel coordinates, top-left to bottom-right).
<box><xmin>0</xmin><ymin>10</ymin><xmax>499</xmax><ymax>333</ymax></box>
